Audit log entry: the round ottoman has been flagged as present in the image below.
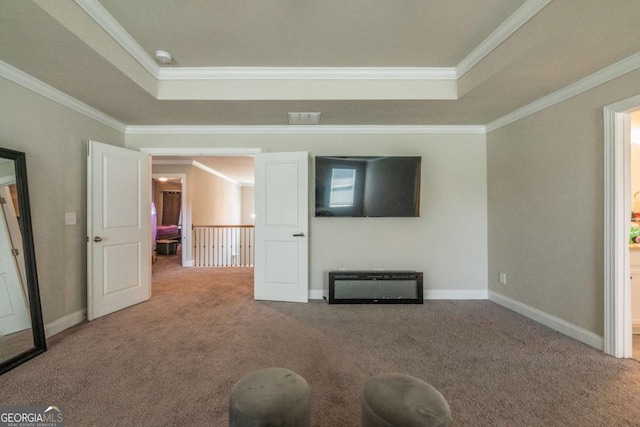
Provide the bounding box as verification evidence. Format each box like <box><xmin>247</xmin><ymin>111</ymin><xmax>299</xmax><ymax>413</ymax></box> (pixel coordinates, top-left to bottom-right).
<box><xmin>229</xmin><ymin>367</ymin><xmax>310</xmax><ymax>427</ymax></box>
<box><xmin>361</xmin><ymin>373</ymin><xmax>451</xmax><ymax>427</ymax></box>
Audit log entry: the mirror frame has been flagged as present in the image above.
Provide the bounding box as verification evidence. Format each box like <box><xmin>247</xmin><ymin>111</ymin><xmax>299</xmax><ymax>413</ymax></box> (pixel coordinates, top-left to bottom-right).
<box><xmin>0</xmin><ymin>147</ymin><xmax>46</xmax><ymax>376</ymax></box>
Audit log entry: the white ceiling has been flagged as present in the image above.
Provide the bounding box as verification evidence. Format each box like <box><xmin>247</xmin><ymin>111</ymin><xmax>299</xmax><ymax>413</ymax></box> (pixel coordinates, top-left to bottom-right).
<box><xmin>1</xmin><ymin>0</ymin><xmax>640</xmax><ymax>127</ymax></box>
<box><xmin>99</xmin><ymin>0</ymin><xmax>524</xmax><ymax>68</ymax></box>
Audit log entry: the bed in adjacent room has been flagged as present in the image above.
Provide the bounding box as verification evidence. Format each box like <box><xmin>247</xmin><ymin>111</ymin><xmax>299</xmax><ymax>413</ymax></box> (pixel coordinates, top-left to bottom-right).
<box><xmin>156</xmin><ymin>224</ymin><xmax>180</xmax><ymax>241</ymax></box>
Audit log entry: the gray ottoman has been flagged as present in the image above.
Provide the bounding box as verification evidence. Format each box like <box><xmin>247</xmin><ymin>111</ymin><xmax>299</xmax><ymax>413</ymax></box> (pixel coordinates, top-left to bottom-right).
<box><xmin>361</xmin><ymin>373</ymin><xmax>451</xmax><ymax>427</ymax></box>
<box><xmin>229</xmin><ymin>367</ymin><xmax>310</xmax><ymax>427</ymax></box>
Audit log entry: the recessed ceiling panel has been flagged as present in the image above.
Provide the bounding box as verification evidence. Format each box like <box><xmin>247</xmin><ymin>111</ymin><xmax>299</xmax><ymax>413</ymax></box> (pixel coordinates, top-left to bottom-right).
<box><xmin>2</xmin><ymin>0</ymin><xmax>640</xmax><ymax>127</ymax></box>
<box><xmin>99</xmin><ymin>0</ymin><xmax>526</xmax><ymax>67</ymax></box>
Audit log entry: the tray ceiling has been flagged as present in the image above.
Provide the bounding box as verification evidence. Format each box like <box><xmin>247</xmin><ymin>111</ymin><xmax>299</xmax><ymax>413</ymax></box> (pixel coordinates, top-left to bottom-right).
<box><xmin>1</xmin><ymin>0</ymin><xmax>640</xmax><ymax>127</ymax></box>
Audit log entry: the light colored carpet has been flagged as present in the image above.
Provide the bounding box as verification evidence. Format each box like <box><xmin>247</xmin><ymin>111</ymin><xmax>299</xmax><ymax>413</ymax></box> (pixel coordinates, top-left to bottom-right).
<box><xmin>1</xmin><ymin>255</ymin><xmax>640</xmax><ymax>426</ymax></box>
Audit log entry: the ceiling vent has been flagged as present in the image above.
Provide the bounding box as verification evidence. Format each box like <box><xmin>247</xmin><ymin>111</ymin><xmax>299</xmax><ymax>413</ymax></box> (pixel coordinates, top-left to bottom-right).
<box><xmin>288</xmin><ymin>112</ymin><xmax>321</xmax><ymax>125</ymax></box>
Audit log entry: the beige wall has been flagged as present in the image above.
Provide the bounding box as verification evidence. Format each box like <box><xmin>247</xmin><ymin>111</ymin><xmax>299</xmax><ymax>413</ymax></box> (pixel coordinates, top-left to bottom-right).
<box><xmin>190</xmin><ymin>166</ymin><xmax>242</xmax><ymax>226</ymax></box>
<box><xmin>487</xmin><ymin>69</ymin><xmax>640</xmax><ymax>337</ymax></box>
<box><xmin>151</xmin><ymin>163</ymin><xmax>243</xmax><ymax>263</ymax></box>
<box><xmin>0</xmin><ymin>78</ymin><xmax>125</xmax><ymax>325</ymax></box>
<box><xmin>152</xmin><ymin>163</ymin><xmax>242</xmax><ymax>225</ymax></box>
<box><xmin>128</xmin><ymin>132</ymin><xmax>489</xmax><ymax>295</ymax></box>
<box><xmin>241</xmin><ymin>186</ymin><xmax>255</xmax><ymax>225</ymax></box>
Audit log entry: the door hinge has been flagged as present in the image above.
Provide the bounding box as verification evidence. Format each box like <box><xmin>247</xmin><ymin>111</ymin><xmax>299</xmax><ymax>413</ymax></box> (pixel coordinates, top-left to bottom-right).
<box><xmin>0</xmin><ymin>197</ymin><xmax>6</xmax><ymax>205</ymax></box>
<box><xmin>11</xmin><ymin>248</ymin><xmax>19</xmax><ymax>256</ymax></box>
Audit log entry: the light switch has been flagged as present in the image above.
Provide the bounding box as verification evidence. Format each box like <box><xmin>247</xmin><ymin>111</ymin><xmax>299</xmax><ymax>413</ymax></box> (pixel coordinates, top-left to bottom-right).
<box><xmin>65</xmin><ymin>212</ymin><xmax>76</xmax><ymax>226</ymax></box>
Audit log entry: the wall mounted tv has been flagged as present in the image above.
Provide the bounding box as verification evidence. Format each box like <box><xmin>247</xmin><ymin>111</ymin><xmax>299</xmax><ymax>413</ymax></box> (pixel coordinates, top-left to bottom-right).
<box><xmin>315</xmin><ymin>156</ymin><xmax>421</xmax><ymax>217</ymax></box>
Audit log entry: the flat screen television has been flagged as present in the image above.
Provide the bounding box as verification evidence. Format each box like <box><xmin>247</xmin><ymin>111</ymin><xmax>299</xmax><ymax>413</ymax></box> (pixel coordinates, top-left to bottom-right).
<box><xmin>315</xmin><ymin>156</ymin><xmax>421</xmax><ymax>217</ymax></box>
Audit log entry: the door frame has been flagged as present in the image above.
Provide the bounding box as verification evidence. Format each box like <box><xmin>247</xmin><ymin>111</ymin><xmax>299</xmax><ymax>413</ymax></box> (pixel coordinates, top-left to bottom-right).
<box><xmin>152</xmin><ymin>173</ymin><xmax>188</xmax><ymax>267</ymax></box>
<box><xmin>141</xmin><ymin>147</ymin><xmax>263</xmax><ymax>269</ymax></box>
<box><xmin>604</xmin><ymin>93</ymin><xmax>640</xmax><ymax>357</ymax></box>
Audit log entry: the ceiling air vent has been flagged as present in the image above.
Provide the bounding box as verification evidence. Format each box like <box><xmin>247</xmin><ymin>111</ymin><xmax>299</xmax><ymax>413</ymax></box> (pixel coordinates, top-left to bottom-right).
<box><xmin>288</xmin><ymin>112</ymin><xmax>321</xmax><ymax>125</ymax></box>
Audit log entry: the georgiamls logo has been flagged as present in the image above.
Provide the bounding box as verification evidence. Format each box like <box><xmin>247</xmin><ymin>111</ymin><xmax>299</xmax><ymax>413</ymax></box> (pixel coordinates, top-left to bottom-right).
<box><xmin>0</xmin><ymin>405</ymin><xmax>64</xmax><ymax>426</ymax></box>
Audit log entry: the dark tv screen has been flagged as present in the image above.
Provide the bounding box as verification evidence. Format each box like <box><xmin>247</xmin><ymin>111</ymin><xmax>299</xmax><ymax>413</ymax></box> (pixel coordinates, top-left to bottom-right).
<box><xmin>315</xmin><ymin>156</ymin><xmax>421</xmax><ymax>217</ymax></box>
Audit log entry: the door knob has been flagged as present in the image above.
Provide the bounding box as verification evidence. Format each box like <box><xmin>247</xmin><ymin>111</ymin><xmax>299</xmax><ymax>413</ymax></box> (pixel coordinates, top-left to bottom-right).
<box><xmin>293</xmin><ymin>232</ymin><xmax>305</xmax><ymax>237</ymax></box>
<box><xmin>93</xmin><ymin>236</ymin><xmax>103</xmax><ymax>242</ymax></box>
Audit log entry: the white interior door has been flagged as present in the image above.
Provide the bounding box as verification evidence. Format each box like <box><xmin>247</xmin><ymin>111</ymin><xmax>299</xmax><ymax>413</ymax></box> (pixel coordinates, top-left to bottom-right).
<box><xmin>0</xmin><ymin>185</ymin><xmax>27</xmax><ymax>302</ymax></box>
<box><xmin>87</xmin><ymin>141</ymin><xmax>151</xmax><ymax>321</ymax></box>
<box><xmin>0</xmin><ymin>198</ymin><xmax>30</xmax><ymax>335</ymax></box>
<box><xmin>254</xmin><ymin>152</ymin><xmax>309</xmax><ymax>302</ymax></box>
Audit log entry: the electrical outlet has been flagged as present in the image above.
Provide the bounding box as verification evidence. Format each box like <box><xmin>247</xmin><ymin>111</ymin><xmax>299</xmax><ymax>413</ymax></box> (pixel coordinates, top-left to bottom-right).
<box><xmin>499</xmin><ymin>272</ymin><xmax>507</xmax><ymax>284</ymax></box>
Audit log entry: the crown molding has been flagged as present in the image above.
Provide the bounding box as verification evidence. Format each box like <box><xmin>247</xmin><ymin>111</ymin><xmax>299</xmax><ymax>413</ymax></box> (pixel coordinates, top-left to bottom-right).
<box><xmin>127</xmin><ymin>125</ymin><xmax>486</xmax><ymax>135</ymax></box>
<box><xmin>6</xmin><ymin>43</ymin><xmax>638</xmax><ymax>139</ymax></box>
<box><xmin>158</xmin><ymin>67</ymin><xmax>457</xmax><ymax>81</ymax></box>
<box><xmin>74</xmin><ymin>0</ymin><xmax>160</xmax><ymax>78</ymax></box>
<box><xmin>486</xmin><ymin>52</ymin><xmax>640</xmax><ymax>132</ymax></box>
<box><xmin>73</xmin><ymin>0</ymin><xmax>548</xmax><ymax>88</ymax></box>
<box><xmin>456</xmin><ymin>0</ymin><xmax>551</xmax><ymax>78</ymax></box>
<box><xmin>76</xmin><ymin>0</ymin><xmax>457</xmax><ymax>82</ymax></box>
<box><xmin>0</xmin><ymin>60</ymin><xmax>126</xmax><ymax>133</ymax></box>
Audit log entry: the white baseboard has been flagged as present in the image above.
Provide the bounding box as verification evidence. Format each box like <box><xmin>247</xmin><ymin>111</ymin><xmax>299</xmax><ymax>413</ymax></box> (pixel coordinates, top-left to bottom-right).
<box><xmin>44</xmin><ymin>308</ymin><xmax>86</xmax><ymax>338</ymax></box>
<box><xmin>309</xmin><ymin>290</ymin><xmax>326</xmax><ymax>300</ymax></box>
<box><xmin>489</xmin><ymin>291</ymin><xmax>604</xmax><ymax>351</ymax></box>
<box><xmin>308</xmin><ymin>289</ymin><xmax>488</xmax><ymax>300</ymax></box>
<box><xmin>424</xmin><ymin>289</ymin><xmax>488</xmax><ymax>300</ymax></box>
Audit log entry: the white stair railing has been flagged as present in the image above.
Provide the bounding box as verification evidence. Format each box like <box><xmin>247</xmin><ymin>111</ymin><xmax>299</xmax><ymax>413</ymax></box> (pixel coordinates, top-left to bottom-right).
<box><xmin>192</xmin><ymin>225</ymin><xmax>254</xmax><ymax>267</ymax></box>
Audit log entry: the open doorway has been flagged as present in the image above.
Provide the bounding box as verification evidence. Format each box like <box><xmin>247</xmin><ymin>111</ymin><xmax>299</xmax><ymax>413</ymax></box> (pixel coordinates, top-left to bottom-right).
<box><xmin>629</xmin><ymin>110</ymin><xmax>640</xmax><ymax>360</ymax></box>
<box><xmin>150</xmin><ymin>155</ymin><xmax>255</xmax><ymax>270</ymax></box>
<box><xmin>152</xmin><ymin>173</ymin><xmax>187</xmax><ymax>266</ymax></box>
<box><xmin>142</xmin><ymin>148</ymin><xmax>310</xmax><ymax>303</ymax></box>
<box><xmin>604</xmin><ymin>94</ymin><xmax>640</xmax><ymax>358</ymax></box>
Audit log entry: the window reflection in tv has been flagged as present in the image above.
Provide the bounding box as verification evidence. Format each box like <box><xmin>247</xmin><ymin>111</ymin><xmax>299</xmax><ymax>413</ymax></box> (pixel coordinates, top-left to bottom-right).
<box><xmin>315</xmin><ymin>156</ymin><xmax>421</xmax><ymax>217</ymax></box>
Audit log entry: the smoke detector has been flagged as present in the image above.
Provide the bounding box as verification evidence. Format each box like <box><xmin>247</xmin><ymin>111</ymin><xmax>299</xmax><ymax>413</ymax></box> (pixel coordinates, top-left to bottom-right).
<box><xmin>154</xmin><ymin>50</ymin><xmax>173</xmax><ymax>64</ymax></box>
<box><xmin>288</xmin><ymin>112</ymin><xmax>321</xmax><ymax>125</ymax></box>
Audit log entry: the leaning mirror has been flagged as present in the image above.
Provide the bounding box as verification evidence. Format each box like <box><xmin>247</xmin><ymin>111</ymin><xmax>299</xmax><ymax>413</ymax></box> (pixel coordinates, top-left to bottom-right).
<box><xmin>0</xmin><ymin>147</ymin><xmax>45</xmax><ymax>375</ymax></box>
